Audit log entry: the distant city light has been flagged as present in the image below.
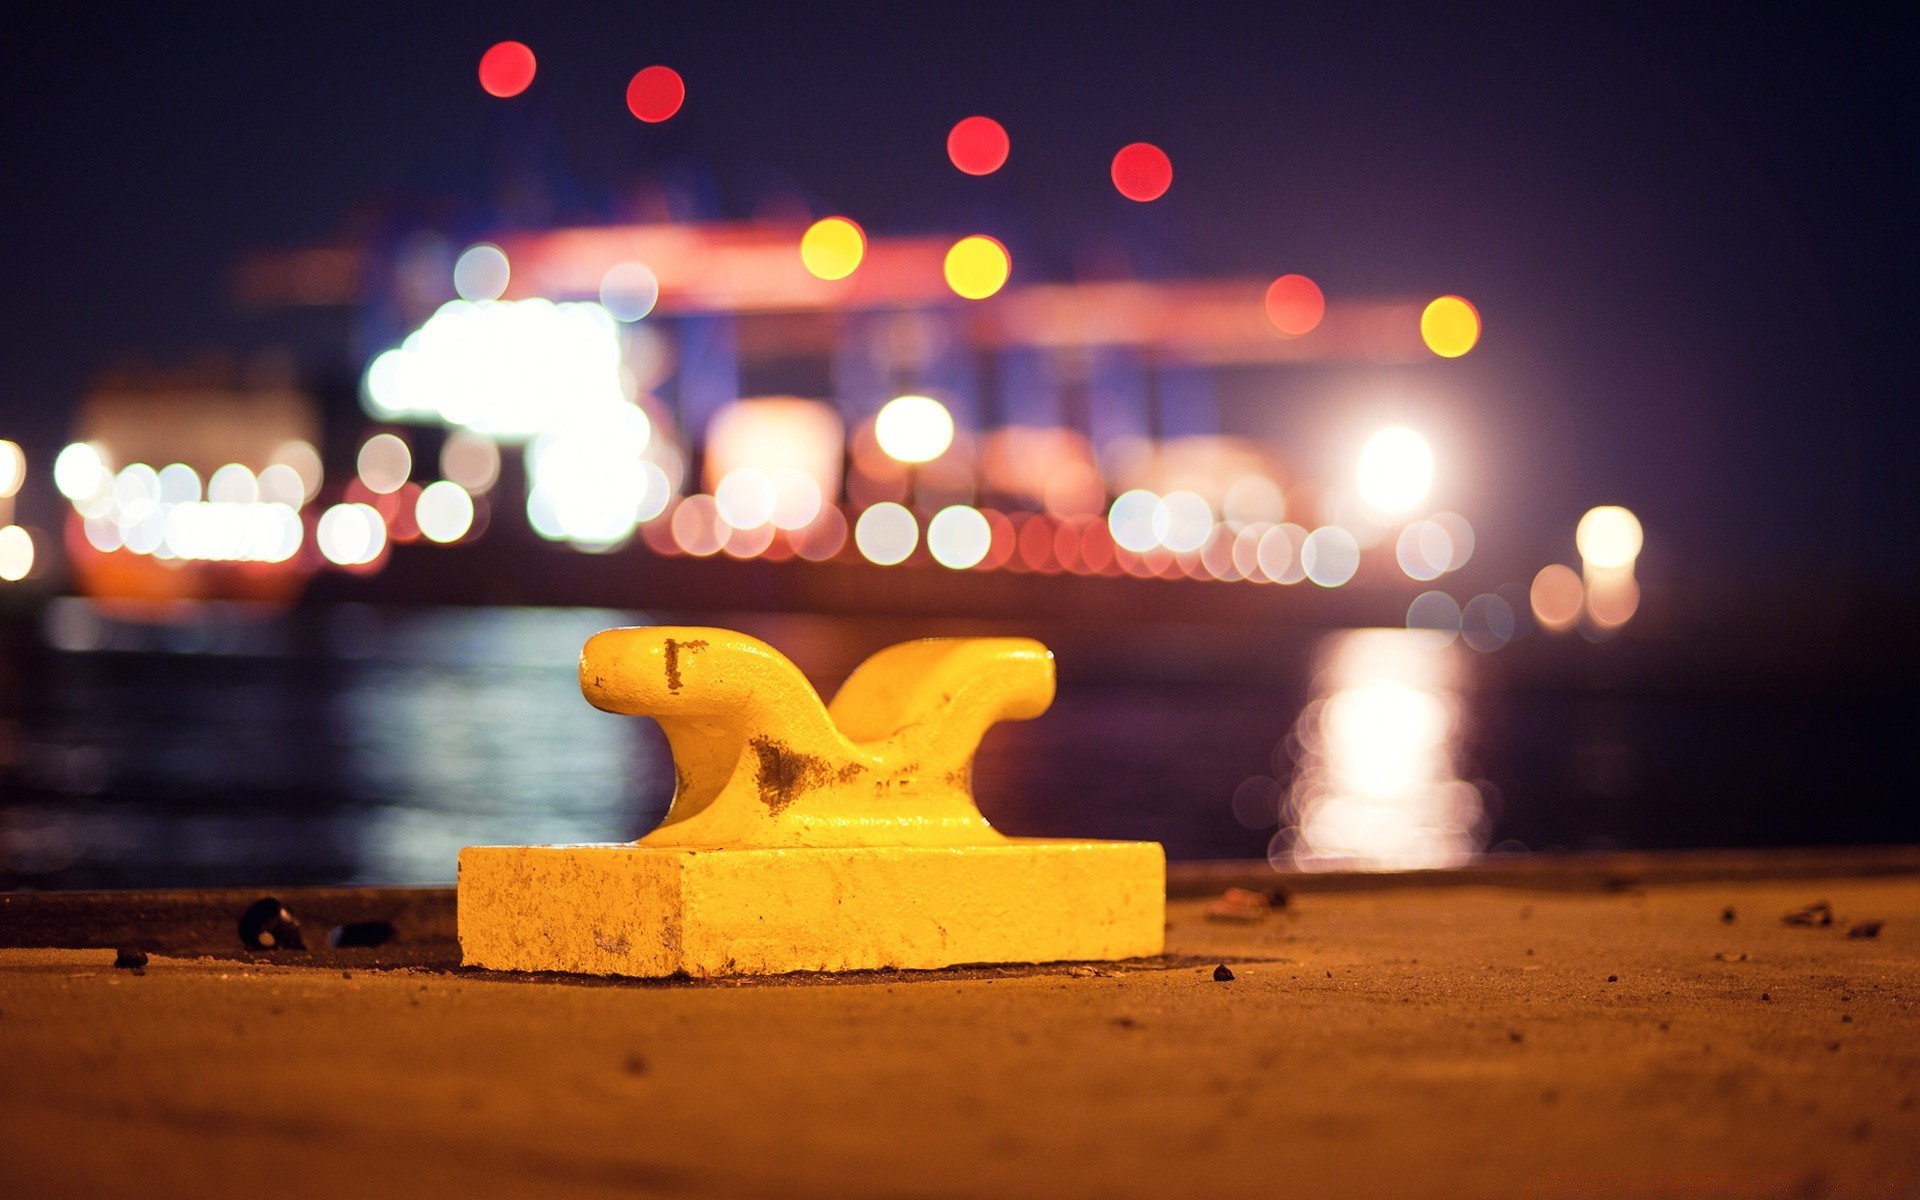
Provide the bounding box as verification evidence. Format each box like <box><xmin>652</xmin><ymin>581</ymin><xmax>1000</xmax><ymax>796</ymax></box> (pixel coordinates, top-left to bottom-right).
<box><xmin>207</xmin><ymin>464</ymin><xmax>258</xmax><ymax>505</ymax></box>
<box><xmin>947</xmin><ymin>116</ymin><xmax>1010</xmax><ymax>175</ymax></box>
<box><xmin>927</xmin><ymin>505</ymin><xmax>992</xmax><ymax>569</ymax></box>
<box><xmin>415</xmin><ymin>481</ymin><xmax>476</xmax><ymax>544</ymax></box>
<box><xmin>1301</xmin><ymin>526</ymin><xmax>1361</xmax><ymax>587</ymax></box>
<box><xmin>1256</xmin><ymin>523</ymin><xmax>1308</xmax><ymax>583</ymax></box>
<box><xmin>626</xmin><ymin>66</ymin><xmax>685</xmax><ymax>122</ymax></box>
<box><xmin>1576</xmin><ymin>505</ymin><xmax>1643</xmax><ymax>569</ymax></box>
<box><xmin>598</xmin><ymin>262</ymin><xmax>660</xmax><ymax>321</ymax></box>
<box><xmin>943</xmin><ymin>235</ymin><xmax>1010</xmax><ymax>300</ymax></box>
<box><xmin>1356</xmin><ymin>427</ymin><xmax>1434</xmax><ymax>513</ymax></box>
<box><xmin>440</xmin><ymin>431</ymin><xmax>501</xmax><ymax>495</ymax></box>
<box><xmin>257</xmin><ymin>464</ymin><xmax>305</xmax><ymax>508</ymax></box>
<box><xmin>0</xmin><ymin>525</ymin><xmax>33</xmax><ymax>581</ymax></box>
<box><xmin>1529</xmin><ymin>563</ymin><xmax>1584</xmax><ymax>631</ymax></box>
<box><xmin>0</xmin><ymin>441</ymin><xmax>23</xmax><ymax>499</ymax></box>
<box><xmin>873</xmin><ymin>395</ymin><xmax>955</xmax><ymax>464</ymax></box>
<box><xmin>364</xmin><ymin>299</ymin><xmax>632</xmax><ymax>439</ymax></box>
<box><xmin>1395</xmin><ymin>519</ymin><xmax>1454</xmax><ymax>581</ymax></box>
<box><xmin>1158</xmin><ymin>490</ymin><xmax>1214</xmax><ymax>553</ymax></box>
<box><xmin>54</xmin><ymin>442</ymin><xmax>109</xmax><ymax>504</ymax></box>
<box><xmin>1406</xmin><ymin>590</ymin><xmax>1462</xmax><ymax>643</ymax></box>
<box><xmin>452</xmin><ymin>244</ymin><xmax>511</xmax><ymax>302</ymax></box>
<box><xmin>317</xmin><ymin>503</ymin><xmax>387</xmax><ymax>566</ymax></box>
<box><xmin>524</xmin><ymin>403</ymin><xmax>658</xmax><ymax>549</ymax></box>
<box><xmin>767</xmin><ymin>467</ymin><xmax>824</xmax><ymax>531</ymax></box>
<box><xmin>799</xmin><ymin>217</ymin><xmax>866</xmax><ymax>281</ymax></box>
<box><xmin>357</xmin><ymin>434</ymin><xmax>413</xmax><ymax>495</ymax></box>
<box><xmin>854</xmin><ymin>502</ymin><xmax>918</xmax><ymax>565</ymax></box>
<box><xmin>1111</xmin><ymin>142</ymin><xmax>1173</xmax><ymax>202</ymax></box>
<box><xmin>1420</xmin><ymin>295</ymin><xmax>1480</xmax><ymax>358</ymax></box>
<box><xmin>478</xmin><ymin>41</ymin><xmax>537</xmax><ymax>99</ymax></box>
<box><xmin>1107</xmin><ymin>490</ymin><xmax>1162</xmax><ymax>554</ymax></box>
<box><xmin>714</xmin><ymin>468</ymin><xmax>778</xmax><ymax>529</ymax></box>
<box><xmin>158</xmin><ymin>463</ymin><xmax>202</xmax><ymax>505</ymax></box>
<box><xmin>1460</xmin><ymin>593</ymin><xmax>1516</xmax><ymax>652</ymax></box>
<box><xmin>1263</xmin><ymin>274</ymin><xmax>1325</xmax><ymax>337</ymax></box>
<box><xmin>270</xmin><ymin>440</ymin><xmax>324</xmax><ymax>501</ymax></box>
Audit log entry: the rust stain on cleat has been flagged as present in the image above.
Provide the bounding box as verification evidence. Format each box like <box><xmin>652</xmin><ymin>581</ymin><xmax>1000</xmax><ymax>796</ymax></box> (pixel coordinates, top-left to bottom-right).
<box><xmin>459</xmin><ymin>627</ymin><xmax>1165</xmax><ymax>978</ymax></box>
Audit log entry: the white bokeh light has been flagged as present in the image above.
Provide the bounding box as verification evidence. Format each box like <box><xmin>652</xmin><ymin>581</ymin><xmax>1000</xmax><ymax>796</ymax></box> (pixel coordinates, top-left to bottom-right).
<box><xmin>854</xmin><ymin>502</ymin><xmax>919</xmax><ymax>565</ymax></box>
<box><xmin>873</xmin><ymin>395</ymin><xmax>955</xmax><ymax>464</ymax></box>
<box><xmin>927</xmin><ymin>505</ymin><xmax>992</xmax><ymax>569</ymax></box>
<box><xmin>1356</xmin><ymin>427</ymin><xmax>1433</xmax><ymax>513</ymax></box>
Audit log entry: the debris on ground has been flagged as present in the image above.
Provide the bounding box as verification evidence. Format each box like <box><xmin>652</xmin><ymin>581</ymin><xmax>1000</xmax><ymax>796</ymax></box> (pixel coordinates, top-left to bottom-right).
<box><xmin>1783</xmin><ymin>900</ymin><xmax>1834</xmax><ymax>928</ymax></box>
<box><xmin>1846</xmin><ymin>921</ymin><xmax>1883</xmax><ymax>939</ymax></box>
<box><xmin>1721</xmin><ymin>906</ymin><xmax>1738</xmax><ymax>924</ymax></box>
<box><xmin>1607</xmin><ymin>974</ymin><xmax>1619</xmax><ymax>983</ymax></box>
<box><xmin>1205</xmin><ymin>888</ymin><xmax>1271</xmax><ymax>923</ymax></box>
<box><xmin>1714</xmin><ymin>952</ymin><xmax>1749</xmax><ymax>963</ymax></box>
<box><xmin>1212</xmin><ymin>965</ymin><xmax>1235</xmax><ymax>982</ymax></box>
<box><xmin>113</xmin><ymin>948</ymin><xmax>148</xmax><ymax>970</ymax></box>
<box><xmin>238</xmin><ymin>897</ymin><xmax>305</xmax><ymax>951</ymax></box>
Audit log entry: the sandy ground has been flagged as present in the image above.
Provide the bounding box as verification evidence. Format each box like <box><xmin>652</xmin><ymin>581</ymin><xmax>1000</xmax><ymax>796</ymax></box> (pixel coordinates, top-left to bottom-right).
<box><xmin>2</xmin><ymin>876</ymin><xmax>1916</xmax><ymax>1199</ymax></box>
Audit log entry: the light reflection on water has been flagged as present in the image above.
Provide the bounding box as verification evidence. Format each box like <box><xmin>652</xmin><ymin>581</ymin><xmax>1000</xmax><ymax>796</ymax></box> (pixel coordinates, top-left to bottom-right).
<box><xmin>1274</xmin><ymin>629</ymin><xmax>1486</xmax><ymax>871</ymax></box>
<box><xmin>3</xmin><ymin>603</ymin><xmax>671</xmax><ymax>887</ymax></box>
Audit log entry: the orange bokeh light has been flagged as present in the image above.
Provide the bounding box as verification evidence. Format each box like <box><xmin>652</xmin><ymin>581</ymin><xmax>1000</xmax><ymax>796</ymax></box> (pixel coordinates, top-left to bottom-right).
<box><xmin>478</xmin><ymin>42</ymin><xmax>536</xmax><ymax>99</ymax></box>
<box><xmin>1111</xmin><ymin>143</ymin><xmax>1172</xmax><ymax>202</ymax></box>
<box><xmin>626</xmin><ymin>66</ymin><xmax>686</xmax><ymax>123</ymax></box>
<box><xmin>1264</xmin><ymin>274</ymin><xmax>1325</xmax><ymax>337</ymax></box>
<box><xmin>947</xmin><ymin>116</ymin><xmax>1010</xmax><ymax>176</ymax></box>
<box><xmin>1421</xmin><ymin>295</ymin><xmax>1481</xmax><ymax>358</ymax></box>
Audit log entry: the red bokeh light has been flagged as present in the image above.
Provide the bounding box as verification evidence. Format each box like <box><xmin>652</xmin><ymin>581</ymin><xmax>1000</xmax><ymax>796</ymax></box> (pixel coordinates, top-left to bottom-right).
<box><xmin>478</xmin><ymin>42</ymin><xmax>537</xmax><ymax>99</ymax></box>
<box><xmin>1264</xmin><ymin>274</ymin><xmax>1325</xmax><ymax>337</ymax></box>
<box><xmin>627</xmin><ymin>66</ymin><xmax>686</xmax><ymax>123</ymax></box>
<box><xmin>947</xmin><ymin>116</ymin><xmax>1010</xmax><ymax>176</ymax></box>
<box><xmin>1110</xmin><ymin>142</ymin><xmax>1172</xmax><ymax>202</ymax></box>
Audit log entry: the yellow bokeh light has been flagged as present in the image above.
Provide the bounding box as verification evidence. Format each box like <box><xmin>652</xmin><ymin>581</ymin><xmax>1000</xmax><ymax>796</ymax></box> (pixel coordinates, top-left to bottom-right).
<box><xmin>944</xmin><ymin>235</ymin><xmax>1010</xmax><ymax>300</ymax></box>
<box><xmin>1420</xmin><ymin>295</ymin><xmax>1480</xmax><ymax>358</ymax></box>
<box><xmin>1575</xmin><ymin>505</ymin><xmax>1643</xmax><ymax>569</ymax></box>
<box><xmin>800</xmin><ymin>217</ymin><xmax>866</xmax><ymax>281</ymax></box>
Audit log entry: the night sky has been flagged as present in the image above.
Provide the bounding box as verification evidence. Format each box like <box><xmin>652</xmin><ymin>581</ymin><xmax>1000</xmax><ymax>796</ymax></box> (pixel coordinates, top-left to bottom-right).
<box><xmin>4</xmin><ymin>4</ymin><xmax>1915</xmax><ymax>590</ymax></box>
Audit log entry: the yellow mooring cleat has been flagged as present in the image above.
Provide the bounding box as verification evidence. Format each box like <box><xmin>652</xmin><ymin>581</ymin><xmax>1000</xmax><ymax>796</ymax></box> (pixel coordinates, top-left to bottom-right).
<box><xmin>458</xmin><ymin>627</ymin><xmax>1166</xmax><ymax>977</ymax></box>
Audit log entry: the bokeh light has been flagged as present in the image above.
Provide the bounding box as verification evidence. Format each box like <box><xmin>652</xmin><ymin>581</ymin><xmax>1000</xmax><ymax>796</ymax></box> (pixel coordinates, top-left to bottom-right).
<box><xmin>1256</xmin><ymin>523</ymin><xmax>1308</xmax><ymax>583</ymax></box>
<box><xmin>944</xmin><ymin>235</ymin><xmax>1011</xmax><ymax>300</ymax></box>
<box><xmin>358</xmin><ymin>434</ymin><xmax>412</xmax><ymax>495</ymax></box>
<box><xmin>1356</xmin><ymin>427</ymin><xmax>1433</xmax><ymax>514</ymax></box>
<box><xmin>257</xmin><ymin>464</ymin><xmax>304</xmax><ymax>508</ymax></box>
<box><xmin>714</xmin><ymin>468</ymin><xmax>778</xmax><ymax>529</ymax></box>
<box><xmin>1395</xmin><ymin>519</ymin><xmax>1454</xmax><ymax>581</ymax></box>
<box><xmin>1576</xmin><ymin>505</ymin><xmax>1643</xmax><ymax>569</ymax></box>
<box><xmin>1420</xmin><ymin>295</ymin><xmax>1480</xmax><ymax>358</ymax></box>
<box><xmin>0</xmin><ymin>441</ymin><xmax>23</xmax><ymax>499</ymax></box>
<box><xmin>873</xmin><ymin>395</ymin><xmax>954</xmax><ymax>464</ymax></box>
<box><xmin>270</xmin><ymin>440</ymin><xmax>324</xmax><ymax>501</ymax></box>
<box><xmin>1407</xmin><ymin>590</ymin><xmax>1462</xmax><ymax>643</ymax></box>
<box><xmin>1460</xmin><ymin>593</ymin><xmax>1516</xmax><ymax>652</ymax></box>
<box><xmin>416</xmin><ymin>481</ymin><xmax>475</xmax><ymax>544</ymax></box>
<box><xmin>947</xmin><ymin>116</ymin><xmax>1009</xmax><ymax>175</ymax></box>
<box><xmin>626</xmin><ymin>66</ymin><xmax>685</xmax><ymax>123</ymax></box>
<box><xmin>440</xmin><ymin>431</ymin><xmax>501</xmax><ymax>494</ymax></box>
<box><xmin>1530</xmin><ymin>563</ymin><xmax>1584</xmax><ymax>631</ymax></box>
<box><xmin>854</xmin><ymin>502</ymin><xmax>918</xmax><ymax>565</ymax></box>
<box><xmin>1158</xmin><ymin>490</ymin><xmax>1214</xmax><ymax>554</ymax></box>
<box><xmin>928</xmin><ymin>505</ymin><xmax>992</xmax><ymax>569</ymax></box>
<box><xmin>54</xmin><ymin>442</ymin><xmax>109</xmax><ymax>504</ymax></box>
<box><xmin>1108</xmin><ymin>489</ymin><xmax>1162</xmax><ymax>554</ymax></box>
<box><xmin>1111</xmin><ymin>142</ymin><xmax>1172</xmax><ymax>202</ymax></box>
<box><xmin>453</xmin><ymin>244</ymin><xmax>511</xmax><ymax>302</ymax></box>
<box><xmin>599</xmin><ymin>262</ymin><xmax>660</xmax><ymax>321</ymax></box>
<box><xmin>317</xmin><ymin>503</ymin><xmax>387</xmax><ymax>567</ymax></box>
<box><xmin>0</xmin><ymin>525</ymin><xmax>33</xmax><ymax>581</ymax></box>
<box><xmin>1264</xmin><ymin>274</ymin><xmax>1325</xmax><ymax>337</ymax></box>
<box><xmin>478</xmin><ymin>41</ymin><xmax>536</xmax><ymax>99</ymax></box>
<box><xmin>1301</xmin><ymin>526</ymin><xmax>1360</xmax><ymax>587</ymax></box>
<box><xmin>800</xmin><ymin>217</ymin><xmax>866</xmax><ymax>281</ymax></box>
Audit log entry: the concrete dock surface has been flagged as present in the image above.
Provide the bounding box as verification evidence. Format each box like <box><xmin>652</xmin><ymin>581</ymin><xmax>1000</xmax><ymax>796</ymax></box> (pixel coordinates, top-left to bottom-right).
<box><xmin>3</xmin><ymin>873</ymin><xmax>1916</xmax><ymax>1198</ymax></box>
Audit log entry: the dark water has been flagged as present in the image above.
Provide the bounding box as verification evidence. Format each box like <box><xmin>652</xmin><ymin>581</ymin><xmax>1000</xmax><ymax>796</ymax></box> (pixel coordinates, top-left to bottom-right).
<box><xmin>1</xmin><ymin>602</ymin><xmax>1914</xmax><ymax>889</ymax></box>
